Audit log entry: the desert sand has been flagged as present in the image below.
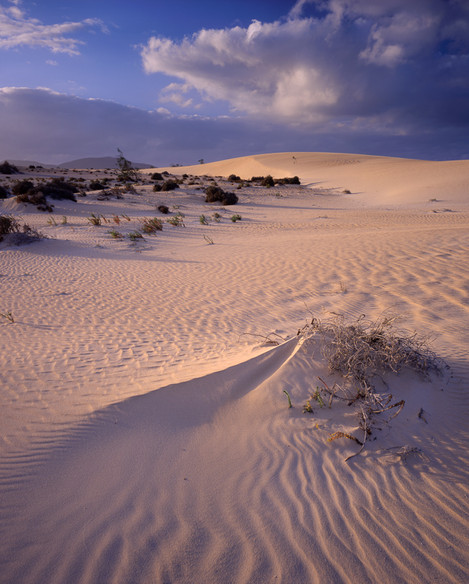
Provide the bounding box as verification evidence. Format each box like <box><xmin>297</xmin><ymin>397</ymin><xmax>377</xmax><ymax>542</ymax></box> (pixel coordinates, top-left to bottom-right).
<box><xmin>0</xmin><ymin>152</ymin><xmax>468</xmax><ymax>583</ymax></box>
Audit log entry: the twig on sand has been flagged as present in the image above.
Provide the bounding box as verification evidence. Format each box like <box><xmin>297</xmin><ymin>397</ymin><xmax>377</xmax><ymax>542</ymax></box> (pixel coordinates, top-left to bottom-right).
<box><xmin>1</xmin><ymin>311</ymin><xmax>14</xmax><ymax>323</ymax></box>
<box><xmin>240</xmin><ymin>331</ymin><xmax>286</xmax><ymax>346</ymax></box>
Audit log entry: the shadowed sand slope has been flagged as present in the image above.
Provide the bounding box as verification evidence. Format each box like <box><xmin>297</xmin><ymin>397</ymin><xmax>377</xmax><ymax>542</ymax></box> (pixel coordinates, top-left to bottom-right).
<box><xmin>145</xmin><ymin>152</ymin><xmax>469</xmax><ymax>206</ymax></box>
<box><xmin>1</xmin><ymin>335</ymin><xmax>468</xmax><ymax>584</ymax></box>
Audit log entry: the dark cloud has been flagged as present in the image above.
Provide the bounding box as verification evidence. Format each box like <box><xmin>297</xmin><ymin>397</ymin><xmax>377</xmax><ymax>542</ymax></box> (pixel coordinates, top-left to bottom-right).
<box><xmin>0</xmin><ymin>87</ymin><xmax>468</xmax><ymax>165</ymax></box>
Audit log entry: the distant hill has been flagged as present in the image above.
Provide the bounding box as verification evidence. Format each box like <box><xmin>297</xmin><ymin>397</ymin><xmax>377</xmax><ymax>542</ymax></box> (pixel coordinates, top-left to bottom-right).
<box><xmin>58</xmin><ymin>157</ymin><xmax>154</xmax><ymax>169</ymax></box>
<box><xmin>3</xmin><ymin>159</ymin><xmax>53</xmax><ymax>168</ymax></box>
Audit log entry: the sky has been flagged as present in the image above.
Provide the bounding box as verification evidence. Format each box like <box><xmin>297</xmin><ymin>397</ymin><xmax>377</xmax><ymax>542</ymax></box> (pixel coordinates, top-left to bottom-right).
<box><xmin>0</xmin><ymin>0</ymin><xmax>468</xmax><ymax>165</ymax></box>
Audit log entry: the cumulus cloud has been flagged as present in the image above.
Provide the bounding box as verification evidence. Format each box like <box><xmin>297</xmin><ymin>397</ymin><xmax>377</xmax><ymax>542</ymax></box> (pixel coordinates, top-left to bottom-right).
<box><xmin>159</xmin><ymin>83</ymin><xmax>195</xmax><ymax>109</ymax></box>
<box><xmin>141</xmin><ymin>0</ymin><xmax>469</xmax><ymax>133</ymax></box>
<box><xmin>0</xmin><ymin>1</ymin><xmax>105</xmax><ymax>55</ymax></box>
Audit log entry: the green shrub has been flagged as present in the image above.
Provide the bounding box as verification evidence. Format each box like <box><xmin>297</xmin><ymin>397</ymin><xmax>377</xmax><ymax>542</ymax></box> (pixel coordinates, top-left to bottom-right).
<box><xmin>141</xmin><ymin>217</ymin><xmax>163</xmax><ymax>233</ymax></box>
<box><xmin>166</xmin><ymin>214</ymin><xmax>185</xmax><ymax>227</ymax></box>
<box><xmin>128</xmin><ymin>230</ymin><xmax>144</xmax><ymax>241</ymax></box>
<box><xmin>108</xmin><ymin>229</ymin><xmax>124</xmax><ymax>239</ymax></box>
<box><xmin>231</xmin><ymin>214</ymin><xmax>242</xmax><ymax>222</ymax></box>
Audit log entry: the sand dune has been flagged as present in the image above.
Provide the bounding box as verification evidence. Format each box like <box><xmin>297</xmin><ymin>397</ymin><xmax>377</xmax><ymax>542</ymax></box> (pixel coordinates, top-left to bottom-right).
<box><xmin>1</xmin><ymin>153</ymin><xmax>468</xmax><ymax>583</ymax></box>
<box><xmin>146</xmin><ymin>152</ymin><xmax>469</xmax><ymax>206</ymax></box>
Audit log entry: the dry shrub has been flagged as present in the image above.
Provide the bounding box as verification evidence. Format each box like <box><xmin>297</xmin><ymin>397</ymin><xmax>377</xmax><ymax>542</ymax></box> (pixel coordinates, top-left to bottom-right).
<box><xmin>297</xmin><ymin>313</ymin><xmax>445</xmax><ymax>460</ymax></box>
<box><xmin>0</xmin><ymin>214</ymin><xmax>43</xmax><ymax>243</ymax></box>
<box><xmin>305</xmin><ymin>313</ymin><xmax>441</xmax><ymax>391</ymax></box>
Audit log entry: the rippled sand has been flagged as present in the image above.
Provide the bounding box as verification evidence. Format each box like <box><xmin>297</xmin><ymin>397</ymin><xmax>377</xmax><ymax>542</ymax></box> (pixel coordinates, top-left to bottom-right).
<box><xmin>1</xmin><ymin>153</ymin><xmax>468</xmax><ymax>583</ymax></box>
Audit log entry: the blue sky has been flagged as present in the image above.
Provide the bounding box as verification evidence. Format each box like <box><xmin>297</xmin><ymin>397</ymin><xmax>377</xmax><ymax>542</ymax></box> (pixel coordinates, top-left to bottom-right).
<box><xmin>1</xmin><ymin>0</ymin><xmax>468</xmax><ymax>165</ymax></box>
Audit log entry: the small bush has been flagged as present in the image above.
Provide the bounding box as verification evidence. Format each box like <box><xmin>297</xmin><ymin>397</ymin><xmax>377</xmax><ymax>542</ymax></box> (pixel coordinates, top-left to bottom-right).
<box><xmin>97</xmin><ymin>187</ymin><xmax>124</xmax><ymax>200</ymax></box>
<box><xmin>41</xmin><ymin>178</ymin><xmax>78</xmax><ymax>200</ymax></box>
<box><xmin>0</xmin><ymin>215</ymin><xmax>20</xmax><ymax>238</ymax></box>
<box><xmin>161</xmin><ymin>180</ymin><xmax>179</xmax><ymax>191</ymax></box>
<box><xmin>89</xmin><ymin>181</ymin><xmax>105</xmax><ymax>191</ymax></box>
<box><xmin>151</xmin><ymin>172</ymin><xmax>164</xmax><ymax>181</ymax></box>
<box><xmin>275</xmin><ymin>176</ymin><xmax>300</xmax><ymax>185</ymax></box>
<box><xmin>231</xmin><ymin>214</ymin><xmax>242</xmax><ymax>222</ymax></box>
<box><xmin>0</xmin><ymin>185</ymin><xmax>9</xmax><ymax>199</ymax></box>
<box><xmin>12</xmin><ymin>180</ymin><xmax>34</xmax><ymax>196</ymax></box>
<box><xmin>199</xmin><ymin>214</ymin><xmax>209</xmax><ymax>225</ymax></box>
<box><xmin>204</xmin><ymin>186</ymin><xmax>225</xmax><ymax>202</ymax></box>
<box><xmin>228</xmin><ymin>174</ymin><xmax>241</xmax><ymax>182</ymax></box>
<box><xmin>0</xmin><ymin>214</ymin><xmax>43</xmax><ymax>243</ymax></box>
<box><xmin>157</xmin><ymin>204</ymin><xmax>169</xmax><ymax>214</ymax></box>
<box><xmin>16</xmin><ymin>190</ymin><xmax>53</xmax><ymax>212</ymax></box>
<box><xmin>204</xmin><ymin>186</ymin><xmax>238</xmax><ymax>205</ymax></box>
<box><xmin>305</xmin><ymin>314</ymin><xmax>442</xmax><ymax>391</ymax></box>
<box><xmin>221</xmin><ymin>191</ymin><xmax>238</xmax><ymax>205</ymax></box>
<box><xmin>0</xmin><ymin>161</ymin><xmax>19</xmax><ymax>175</ymax></box>
<box><xmin>261</xmin><ymin>175</ymin><xmax>275</xmax><ymax>187</ymax></box>
<box><xmin>14</xmin><ymin>178</ymin><xmax>78</xmax><ymax>206</ymax></box>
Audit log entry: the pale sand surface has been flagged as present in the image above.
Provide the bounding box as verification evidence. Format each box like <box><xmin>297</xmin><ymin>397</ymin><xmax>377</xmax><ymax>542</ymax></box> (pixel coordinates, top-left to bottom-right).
<box><xmin>0</xmin><ymin>152</ymin><xmax>468</xmax><ymax>583</ymax></box>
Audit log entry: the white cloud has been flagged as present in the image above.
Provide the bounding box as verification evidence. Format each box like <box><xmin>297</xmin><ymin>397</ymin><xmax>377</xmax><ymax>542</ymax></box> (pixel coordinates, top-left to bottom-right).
<box><xmin>141</xmin><ymin>0</ymin><xmax>469</xmax><ymax>127</ymax></box>
<box><xmin>142</xmin><ymin>18</ymin><xmax>341</xmax><ymax>123</ymax></box>
<box><xmin>0</xmin><ymin>2</ymin><xmax>105</xmax><ymax>55</ymax></box>
<box><xmin>159</xmin><ymin>83</ymin><xmax>194</xmax><ymax>108</ymax></box>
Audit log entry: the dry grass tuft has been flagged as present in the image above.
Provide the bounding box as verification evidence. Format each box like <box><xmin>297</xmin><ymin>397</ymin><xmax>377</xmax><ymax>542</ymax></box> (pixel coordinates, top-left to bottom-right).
<box><xmin>304</xmin><ymin>313</ymin><xmax>442</xmax><ymax>391</ymax></box>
